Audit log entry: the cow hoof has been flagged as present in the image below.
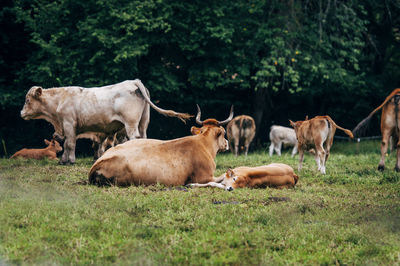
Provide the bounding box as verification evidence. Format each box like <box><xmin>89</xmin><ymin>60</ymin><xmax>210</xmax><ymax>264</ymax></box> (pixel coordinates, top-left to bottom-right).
<box><xmin>59</xmin><ymin>161</ymin><xmax>74</xmax><ymax>165</ymax></box>
<box><xmin>395</xmin><ymin>166</ymin><xmax>400</xmax><ymax>172</ymax></box>
<box><xmin>378</xmin><ymin>165</ymin><xmax>385</xmax><ymax>171</ymax></box>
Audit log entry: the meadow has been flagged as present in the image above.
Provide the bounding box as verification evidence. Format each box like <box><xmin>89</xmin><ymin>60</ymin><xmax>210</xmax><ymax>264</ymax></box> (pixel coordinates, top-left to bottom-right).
<box><xmin>0</xmin><ymin>140</ymin><xmax>399</xmax><ymax>265</ymax></box>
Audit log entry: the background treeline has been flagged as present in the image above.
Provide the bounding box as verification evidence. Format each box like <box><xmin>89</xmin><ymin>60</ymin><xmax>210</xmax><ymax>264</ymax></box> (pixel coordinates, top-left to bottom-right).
<box><xmin>1</xmin><ymin>0</ymin><xmax>399</xmax><ymax>156</ymax></box>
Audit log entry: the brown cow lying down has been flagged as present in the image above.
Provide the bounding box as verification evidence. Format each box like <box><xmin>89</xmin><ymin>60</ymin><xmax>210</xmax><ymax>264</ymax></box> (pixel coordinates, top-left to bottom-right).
<box><xmin>188</xmin><ymin>163</ymin><xmax>299</xmax><ymax>191</ymax></box>
<box><xmin>88</xmin><ymin>105</ymin><xmax>233</xmax><ymax>186</ymax></box>
<box><xmin>10</xmin><ymin>139</ymin><xmax>62</xmax><ymax>160</ymax></box>
<box><xmin>290</xmin><ymin>115</ymin><xmax>353</xmax><ymax>174</ymax></box>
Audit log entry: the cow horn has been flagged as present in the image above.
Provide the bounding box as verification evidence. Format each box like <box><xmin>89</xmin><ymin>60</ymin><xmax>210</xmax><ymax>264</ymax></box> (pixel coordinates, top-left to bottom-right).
<box><xmin>218</xmin><ymin>105</ymin><xmax>234</xmax><ymax>126</ymax></box>
<box><xmin>195</xmin><ymin>104</ymin><xmax>204</xmax><ymax>125</ymax></box>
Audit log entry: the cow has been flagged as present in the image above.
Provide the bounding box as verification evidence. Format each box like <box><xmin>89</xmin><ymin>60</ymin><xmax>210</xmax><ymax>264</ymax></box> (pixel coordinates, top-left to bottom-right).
<box><xmin>88</xmin><ymin>105</ymin><xmax>234</xmax><ymax>186</ymax></box>
<box><xmin>20</xmin><ymin>79</ymin><xmax>192</xmax><ymax>165</ymax></box>
<box><xmin>188</xmin><ymin>163</ymin><xmax>299</xmax><ymax>191</ymax></box>
<box><xmin>289</xmin><ymin>115</ymin><xmax>353</xmax><ymax>174</ymax></box>
<box><xmin>10</xmin><ymin>139</ymin><xmax>62</xmax><ymax>160</ymax></box>
<box><xmin>269</xmin><ymin>125</ymin><xmax>298</xmax><ymax>157</ymax></box>
<box><xmin>353</xmin><ymin>88</ymin><xmax>400</xmax><ymax>171</ymax></box>
<box><xmin>76</xmin><ymin>128</ymin><xmax>127</xmax><ymax>160</ymax></box>
<box><xmin>226</xmin><ymin>115</ymin><xmax>256</xmax><ymax>156</ymax></box>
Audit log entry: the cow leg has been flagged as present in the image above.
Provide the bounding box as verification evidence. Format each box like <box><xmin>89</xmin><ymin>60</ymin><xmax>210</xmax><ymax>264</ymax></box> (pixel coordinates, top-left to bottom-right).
<box><xmin>395</xmin><ymin>138</ymin><xmax>400</xmax><ymax>172</ymax></box>
<box><xmin>244</xmin><ymin>144</ymin><xmax>250</xmax><ymax>156</ymax></box>
<box><xmin>314</xmin><ymin>152</ymin><xmax>321</xmax><ymax>171</ymax></box>
<box><xmin>291</xmin><ymin>145</ymin><xmax>298</xmax><ymax>157</ymax></box>
<box><xmin>275</xmin><ymin>141</ymin><xmax>282</xmax><ymax>156</ymax></box>
<box><xmin>125</xmin><ymin>125</ymin><xmax>141</xmax><ymax>140</ymax></box>
<box><xmin>138</xmin><ymin>104</ymin><xmax>150</xmax><ymax>138</ymax></box>
<box><xmin>234</xmin><ymin>138</ymin><xmax>240</xmax><ymax>156</ymax></box>
<box><xmin>298</xmin><ymin>149</ymin><xmax>304</xmax><ymax>171</ymax></box>
<box><xmin>269</xmin><ymin>143</ymin><xmax>275</xmax><ymax>156</ymax></box>
<box><xmin>187</xmin><ymin>182</ymin><xmax>225</xmax><ymax>189</ymax></box>
<box><xmin>378</xmin><ymin>130</ymin><xmax>391</xmax><ymax>171</ymax></box>
<box><xmin>315</xmin><ymin>144</ymin><xmax>326</xmax><ymax>174</ymax></box>
<box><xmin>229</xmin><ymin>140</ymin><xmax>235</xmax><ymax>155</ymax></box>
<box><xmin>60</xmin><ymin>124</ymin><xmax>76</xmax><ymax>165</ymax></box>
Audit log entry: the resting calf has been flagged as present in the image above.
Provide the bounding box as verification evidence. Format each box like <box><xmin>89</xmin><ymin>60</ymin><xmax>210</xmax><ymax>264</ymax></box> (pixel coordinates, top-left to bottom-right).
<box><xmin>290</xmin><ymin>115</ymin><xmax>353</xmax><ymax>174</ymax></box>
<box><xmin>10</xmin><ymin>139</ymin><xmax>62</xmax><ymax>160</ymax></box>
<box><xmin>189</xmin><ymin>163</ymin><xmax>298</xmax><ymax>191</ymax></box>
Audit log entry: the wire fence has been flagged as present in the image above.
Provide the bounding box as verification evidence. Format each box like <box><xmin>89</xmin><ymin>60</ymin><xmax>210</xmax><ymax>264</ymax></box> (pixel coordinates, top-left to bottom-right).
<box><xmin>334</xmin><ymin>136</ymin><xmax>381</xmax><ymax>142</ymax></box>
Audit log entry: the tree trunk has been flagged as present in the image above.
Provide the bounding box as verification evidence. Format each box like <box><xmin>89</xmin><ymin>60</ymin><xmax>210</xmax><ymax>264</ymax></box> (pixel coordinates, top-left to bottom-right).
<box><xmin>253</xmin><ymin>86</ymin><xmax>270</xmax><ymax>146</ymax></box>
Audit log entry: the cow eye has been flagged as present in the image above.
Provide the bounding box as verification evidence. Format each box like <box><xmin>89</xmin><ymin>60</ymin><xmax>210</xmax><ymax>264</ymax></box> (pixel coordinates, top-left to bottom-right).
<box><xmin>233</xmin><ymin>177</ymin><xmax>237</xmax><ymax>182</ymax></box>
<box><xmin>25</xmin><ymin>99</ymin><xmax>29</xmax><ymax>104</ymax></box>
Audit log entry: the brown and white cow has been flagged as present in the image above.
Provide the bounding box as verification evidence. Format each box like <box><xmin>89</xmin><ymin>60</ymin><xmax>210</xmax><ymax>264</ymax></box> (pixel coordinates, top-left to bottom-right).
<box><xmin>77</xmin><ymin>128</ymin><xmax>128</xmax><ymax>160</ymax></box>
<box><xmin>226</xmin><ymin>115</ymin><xmax>256</xmax><ymax>156</ymax></box>
<box><xmin>20</xmin><ymin>80</ymin><xmax>192</xmax><ymax>165</ymax></box>
<box><xmin>269</xmin><ymin>125</ymin><xmax>298</xmax><ymax>157</ymax></box>
<box><xmin>88</xmin><ymin>105</ymin><xmax>233</xmax><ymax>186</ymax></box>
<box><xmin>290</xmin><ymin>115</ymin><xmax>353</xmax><ymax>174</ymax></box>
<box><xmin>353</xmin><ymin>88</ymin><xmax>400</xmax><ymax>171</ymax></box>
<box><xmin>188</xmin><ymin>163</ymin><xmax>299</xmax><ymax>191</ymax></box>
<box><xmin>10</xmin><ymin>139</ymin><xmax>62</xmax><ymax>160</ymax></box>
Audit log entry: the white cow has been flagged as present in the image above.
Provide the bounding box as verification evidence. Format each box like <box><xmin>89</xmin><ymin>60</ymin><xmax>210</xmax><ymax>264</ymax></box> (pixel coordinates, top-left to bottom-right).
<box><xmin>269</xmin><ymin>125</ymin><xmax>298</xmax><ymax>157</ymax></box>
<box><xmin>20</xmin><ymin>79</ymin><xmax>192</xmax><ymax>164</ymax></box>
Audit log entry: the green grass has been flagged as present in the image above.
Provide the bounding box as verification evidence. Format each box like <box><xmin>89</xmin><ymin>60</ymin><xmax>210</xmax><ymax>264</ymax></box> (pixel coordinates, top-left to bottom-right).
<box><xmin>0</xmin><ymin>140</ymin><xmax>399</xmax><ymax>265</ymax></box>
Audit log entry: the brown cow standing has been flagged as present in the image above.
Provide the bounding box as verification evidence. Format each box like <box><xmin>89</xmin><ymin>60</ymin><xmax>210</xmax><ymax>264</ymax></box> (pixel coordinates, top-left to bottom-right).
<box><xmin>290</xmin><ymin>116</ymin><xmax>353</xmax><ymax>174</ymax></box>
<box><xmin>226</xmin><ymin>115</ymin><xmax>256</xmax><ymax>156</ymax></box>
<box><xmin>88</xmin><ymin>105</ymin><xmax>233</xmax><ymax>186</ymax></box>
<box><xmin>353</xmin><ymin>88</ymin><xmax>400</xmax><ymax>171</ymax></box>
<box><xmin>10</xmin><ymin>139</ymin><xmax>62</xmax><ymax>160</ymax></box>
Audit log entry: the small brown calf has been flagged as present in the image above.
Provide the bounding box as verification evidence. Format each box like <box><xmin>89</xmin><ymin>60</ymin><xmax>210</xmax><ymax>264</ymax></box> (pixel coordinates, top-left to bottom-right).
<box><xmin>188</xmin><ymin>163</ymin><xmax>299</xmax><ymax>191</ymax></box>
<box><xmin>10</xmin><ymin>139</ymin><xmax>63</xmax><ymax>160</ymax></box>
<box><xmin>290</xmin><ymin>115</ymin><xmax>353</xmax><ymax>174</ymax></box>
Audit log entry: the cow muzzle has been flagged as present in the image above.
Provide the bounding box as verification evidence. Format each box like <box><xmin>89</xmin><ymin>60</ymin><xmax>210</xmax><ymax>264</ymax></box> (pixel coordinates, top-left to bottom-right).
<box><xmin>20</xmin><ymin>110</ymin><xmax>28</xmax><ymax>119</ymax></box>
<box><xmin>226</xmin><ymin>186</ymin><xmax>234</xmax><ymax>192</ymax></box>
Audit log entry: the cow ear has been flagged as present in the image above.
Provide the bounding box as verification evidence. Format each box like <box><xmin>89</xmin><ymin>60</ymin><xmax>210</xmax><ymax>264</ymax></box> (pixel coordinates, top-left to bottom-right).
<box><xmin>191</xmin><ymin>126</ymin><xmax>201</xmax><ymax>135</ymax></box>
<box><xmin>35</xmin><ymin>87</ymin><xmax>43</xmax><ymax>98</ymax></box>
<box><xmin>44</xmin><ymin>139</ymin><xmax>50</xmax><ymax>145</ymax></box>
<box><xmin>226</xmin><ymin>168</ymin><xmax>234</xmax><ymax>178</ymax></box>
<box><xmin>289</xmin><ymin>120</ymin><xmax>295</xmax><ymax>127</ymax></box>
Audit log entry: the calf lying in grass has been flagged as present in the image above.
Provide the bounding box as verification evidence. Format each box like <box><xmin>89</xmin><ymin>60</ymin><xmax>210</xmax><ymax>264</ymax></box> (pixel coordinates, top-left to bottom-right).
<box><xmin>10</xmin><ymin>139</ymin><xmax>62</xmax><ymax>160</ymax></box>
<box><xmin>189</xmin><ymin>163</ymin><xmax>299</xmax><ymax>191</ymax></box>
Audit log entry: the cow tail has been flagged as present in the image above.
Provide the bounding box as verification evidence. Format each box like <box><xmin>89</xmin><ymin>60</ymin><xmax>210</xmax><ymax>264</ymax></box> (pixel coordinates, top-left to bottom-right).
<box><xmin>239</xmin><ymin>117</ymin><xmax>244</xmax><ymax>139</ymax></box>
<box><xmin>325</xmin><ymin>116</ymin><xmax>354</xmax><ymax>139</ymax></box>
<box><xmin>353</xmin><ymin>88</ymin><xmax>400</xmax><ymax>137</ymax></box>
<box><xmin>133</xmin><ymin>79</ymin><xmax>193</xmax><ymax>123</ymax></box>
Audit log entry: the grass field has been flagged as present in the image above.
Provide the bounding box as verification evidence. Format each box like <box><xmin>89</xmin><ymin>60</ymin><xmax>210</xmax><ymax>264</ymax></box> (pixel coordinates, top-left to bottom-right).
<box><xmin>0</xmin><ymin>140</ymin><xmax>399</xmax><ymax>265</ymax></box>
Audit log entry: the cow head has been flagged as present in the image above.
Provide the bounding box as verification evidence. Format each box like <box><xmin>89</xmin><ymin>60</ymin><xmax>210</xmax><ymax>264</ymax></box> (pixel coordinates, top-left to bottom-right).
<box><xmin>289</xmin><ymin>119</ymin><xmax>304</xmax><ymax>135</ymax></box>
<box><xmin>21</xmin><ymin>86</ymin><xmax>44</xmax><ymax>120</ymax></box>
<box><xmin>44</xmin><ymin>139</ymin><xmax>63</xmax><ymax>153</ymax></box>
<box><xmin>191</xmin><ymin>104</ymin><xmax>234</xmax><ymax>152</ymax></box>
<box><xmin>222</xmin><ymin>168</ymin><xmax>249</xmax><ymax>191</ymax></box>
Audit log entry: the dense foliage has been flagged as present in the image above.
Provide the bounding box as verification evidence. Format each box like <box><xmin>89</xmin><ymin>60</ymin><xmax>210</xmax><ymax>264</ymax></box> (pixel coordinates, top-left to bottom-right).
<box><xmin>0</xmin><ymin>0</ymin><xmax>399</xmax><ymax>154</ymax></box>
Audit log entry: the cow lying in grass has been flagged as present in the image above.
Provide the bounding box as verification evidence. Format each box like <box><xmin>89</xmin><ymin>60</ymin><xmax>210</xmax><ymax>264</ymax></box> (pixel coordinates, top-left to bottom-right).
<box><xmin>290</xmin><ymin>115</ymin><xmax>353</xmax><ymax>174</ymax></box>
<box><xmin>10</xmin><ymin>139</ymin><xmax>62</xmax><ymax>160</ymax></box>
<box><xmin>188</xmin><ymin>163</ymin><xmax>299</xmax><ymax>191</ymax></box>
<box><xmin>89</xmin><ymin>105</ymin><xmax>233</xmax><ymax>186</ymax></box>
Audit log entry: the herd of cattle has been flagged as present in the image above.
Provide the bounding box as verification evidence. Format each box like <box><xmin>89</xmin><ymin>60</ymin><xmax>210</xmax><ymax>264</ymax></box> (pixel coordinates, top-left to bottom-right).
<box><xmin>10</xmin><ymin>80</ymin><xmax>400</xmax><ymax>190</ymax></box>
